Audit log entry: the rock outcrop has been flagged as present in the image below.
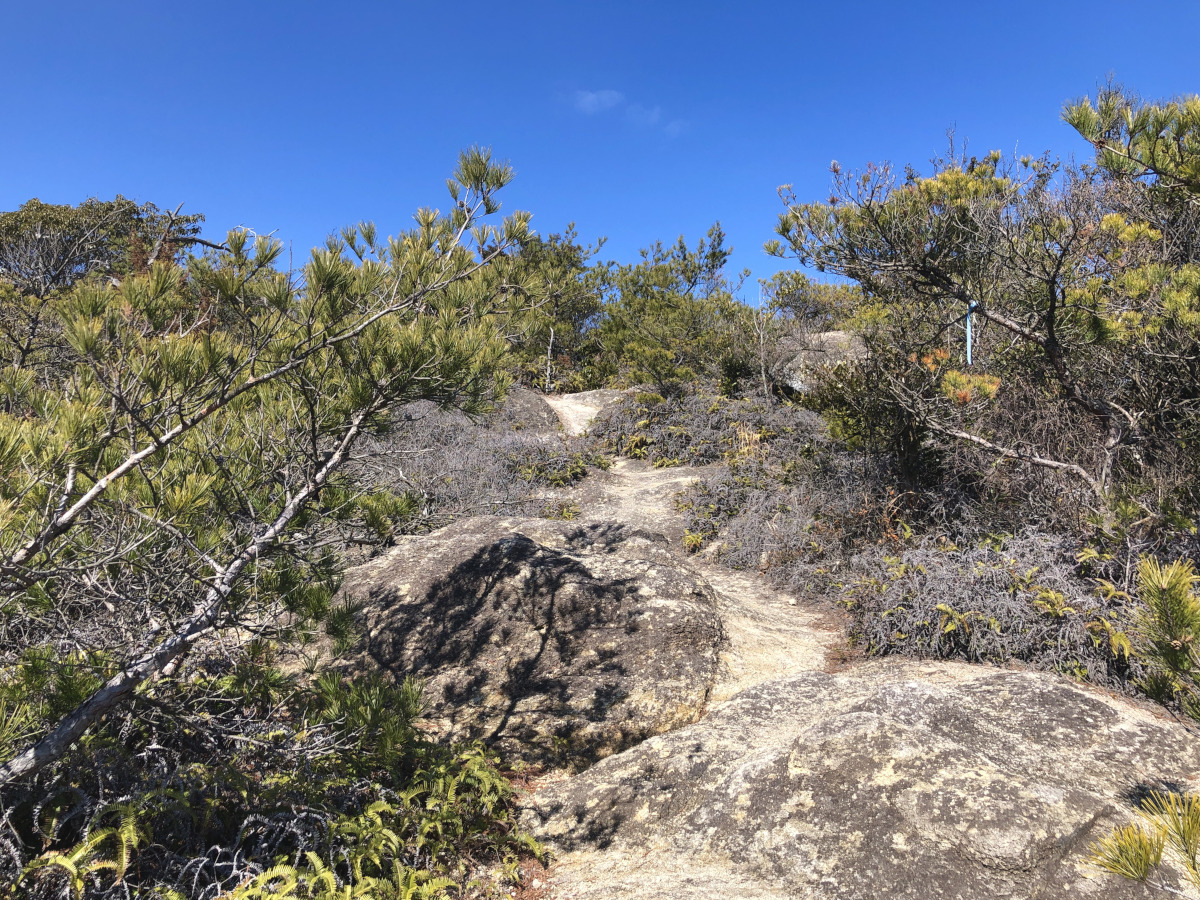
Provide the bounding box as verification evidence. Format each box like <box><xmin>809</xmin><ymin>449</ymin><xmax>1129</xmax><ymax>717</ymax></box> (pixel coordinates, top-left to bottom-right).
<box><xmin>544</xmin><ymin>389</ymin><xmax>633</xmax><ymax>436</ymax></box>
<box><xmin>500</xmin><ymin>385</ymin><xmax>563</xmax><ymax>432</ymax></box>
<box><xmin>341</xmin><ymin>516</ymin><xmax>724</xmax><ymax>769</ymax></box>
<box><xmin>784</xmin><ymin>330</ymin><xmax>866</xmax><ymax>392</ymax></box>
<box><xmin>524</xmin><ymin>660</ymin><xmax>1200</xmax><ymax>899</ymax></box>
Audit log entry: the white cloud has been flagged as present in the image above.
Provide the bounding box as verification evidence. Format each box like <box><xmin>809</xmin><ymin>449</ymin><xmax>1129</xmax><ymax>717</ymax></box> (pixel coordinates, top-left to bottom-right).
<box><xmin>574</xmin><ymin>89</ymin><xmax>624</xmax><ymax>114</ymax></box>
<box><xmin>625</xmin><ymin>103</ymin><xmax>662</xmax><ymax>126</ymax></box>
<box><xmin>571</xmin><ymin>89</ymin><xmax>684</xmax><ymax>137</ymax></box>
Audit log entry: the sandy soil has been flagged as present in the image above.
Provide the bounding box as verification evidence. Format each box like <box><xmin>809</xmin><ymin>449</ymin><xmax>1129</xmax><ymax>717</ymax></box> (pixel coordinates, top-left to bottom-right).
<box><xmin>544</xmin><ymin>392</ymin><xmax>840</xmax><ymax>707</ymax></box>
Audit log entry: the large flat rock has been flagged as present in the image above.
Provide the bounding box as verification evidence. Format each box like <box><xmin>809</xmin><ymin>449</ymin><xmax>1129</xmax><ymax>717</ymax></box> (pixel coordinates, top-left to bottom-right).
<box><xmin>524</xmin><ymin>660</ymin><xmax>1200</xmax><ymax>899</ymax></box>
<box><xmin>341</xmin><ymin>516</ymin><xmax>724</xmax><ymax>770</ymax></box>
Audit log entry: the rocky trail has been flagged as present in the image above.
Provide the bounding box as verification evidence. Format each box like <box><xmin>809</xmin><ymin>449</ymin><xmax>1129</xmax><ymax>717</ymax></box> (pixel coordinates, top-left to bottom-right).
<box><xmin>549</xmin><ymin>391</ymin><xmax>840</xmax><ymax>707</ymax></box>
<box><xmin>342</xmin><ymin>390</ymin><xmax>1200</xmax><ymax>900</ymax></box>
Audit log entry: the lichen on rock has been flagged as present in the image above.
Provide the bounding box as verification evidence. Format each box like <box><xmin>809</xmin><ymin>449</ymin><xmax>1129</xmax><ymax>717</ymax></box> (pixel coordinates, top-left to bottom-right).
<box><xmin>524</xmin><ymin>661</ymin><xmax>1200</xmax><ymax>899</ymax></box>
<box><xmin>341</xmin><ymin>516</ymin><xmax>724</xmax><ymax>770</ymax></box>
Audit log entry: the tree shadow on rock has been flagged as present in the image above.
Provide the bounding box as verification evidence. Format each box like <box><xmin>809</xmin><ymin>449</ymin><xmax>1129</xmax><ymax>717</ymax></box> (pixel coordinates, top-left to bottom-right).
<box><xmin>561</xmin><ymin>522</ymin><xmax>670</xmax><ymax>555</ymax></box>
<box><xmin>356</xmin><ymin>528</ymin><xmax>655</xmax><ymax>769</ymax></box>
<box><xmin>1121</xmin><ymin>778</ymin><xmax>1191</xmax><ymax>810</ymax></box>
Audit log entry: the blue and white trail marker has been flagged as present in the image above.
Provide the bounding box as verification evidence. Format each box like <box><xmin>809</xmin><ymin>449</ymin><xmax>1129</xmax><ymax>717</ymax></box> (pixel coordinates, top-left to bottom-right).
<box><xmin>966</xmin><ymin>301</ymin><xmax>977</xmax><ymax>366</ymax></box>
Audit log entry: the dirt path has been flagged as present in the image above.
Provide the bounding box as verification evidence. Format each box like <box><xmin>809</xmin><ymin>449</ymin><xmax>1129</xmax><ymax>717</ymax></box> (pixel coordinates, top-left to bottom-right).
<box><xmin>543</xmin><ymin>389</ymin><xmax>628</xmax><ymax>437</ymax></box>
<box><xmin>531</xmin><ymin>392</ymin><xmax>840</xmax><ymax>898</ymax></box>
<box><xmin>695</xmin><ymin>560</ymin><xmax>837</xmax><ymax>703</ymax></box>
<box><xmin>546</xmin><ymin>392</ymin><xmax>839</xmax><ymax>708</ymax></box>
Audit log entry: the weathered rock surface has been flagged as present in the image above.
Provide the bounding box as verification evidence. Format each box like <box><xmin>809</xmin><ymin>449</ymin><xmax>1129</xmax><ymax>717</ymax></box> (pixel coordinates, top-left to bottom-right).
<box><xmin>524</xmin><ymin>660</ymin><xmax>1200</xmax><ymax>899</ymax></box>
<box><xmin>500</xmin><ymin>385</ymin><xmax>563</xmax><ymax>432</ymax></box>
<box><xmin>544</xmin><ymin>389</ymin><xmax>633</xmax><ymax>436</ymax></box>
<box><xmin>784</xmin><ymin>330</ymin><xmax>867</xmax><ymax>392</ymax></box>
<box><xmin>341</xmin><ymin>516</ymin><xmax>724</xmax><ymax>769</ymax></box>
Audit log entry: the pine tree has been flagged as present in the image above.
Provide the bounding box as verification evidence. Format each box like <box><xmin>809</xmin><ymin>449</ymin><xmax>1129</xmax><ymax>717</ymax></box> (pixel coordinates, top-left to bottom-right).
<box><xmin>0</xmin><ymin>148</ymin><xmax>526</xmax><ymax>786</ymax></box>
<box><xmin>598</xmin><ymin>224</ymin><xmax>749</xmax><ymax>394</ymax></box>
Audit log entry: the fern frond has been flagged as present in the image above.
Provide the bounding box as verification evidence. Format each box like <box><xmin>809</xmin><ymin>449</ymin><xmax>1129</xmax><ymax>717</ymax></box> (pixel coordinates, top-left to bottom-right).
<box><xmin>1086</xmin><ymin>618</ymin><xmax>1133</xmax><ymax>658</ymax></box>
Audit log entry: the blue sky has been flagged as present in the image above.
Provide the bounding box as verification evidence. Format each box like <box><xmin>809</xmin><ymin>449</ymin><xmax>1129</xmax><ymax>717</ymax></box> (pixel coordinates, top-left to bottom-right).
<box><xmin>2</xmin><ymin>1</ymin><xmax>1198</xmax><ymax>290</ymax></box>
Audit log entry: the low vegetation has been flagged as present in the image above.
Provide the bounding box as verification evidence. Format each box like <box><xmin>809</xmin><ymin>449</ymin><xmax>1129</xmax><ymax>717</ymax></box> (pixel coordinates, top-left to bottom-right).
<box><xmin>345</xmin><ymin>397</ymin><xmax>608</xmax><ymax>540</ymax></box>
<box><xmin>2</xmin><ymin>669</ymin><xmax>538</xmax><ymax>898</ymax></box>
<box><xmin>586</xmin><ymin>387</ymin><xmax>823</xmax><ymax>469</ymax></box>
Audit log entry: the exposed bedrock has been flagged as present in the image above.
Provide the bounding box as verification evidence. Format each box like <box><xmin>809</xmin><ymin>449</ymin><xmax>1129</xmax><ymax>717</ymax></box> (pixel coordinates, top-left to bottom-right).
<box><xmin>524</xmin><ymin>661</ymin><xmax>1200</xmax><ymax>899</ymax></box>
<box><xmin>340</xmin><ymin>516</ymin><xmax>724</xmax><ymax>770</ymax></box>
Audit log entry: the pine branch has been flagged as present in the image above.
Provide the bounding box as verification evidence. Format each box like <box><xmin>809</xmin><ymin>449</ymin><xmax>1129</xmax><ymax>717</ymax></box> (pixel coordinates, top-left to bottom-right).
<box><xmin>0</xmin><ymin>405</ymin><xmax>375</xmax><ymax>786</ymax></box>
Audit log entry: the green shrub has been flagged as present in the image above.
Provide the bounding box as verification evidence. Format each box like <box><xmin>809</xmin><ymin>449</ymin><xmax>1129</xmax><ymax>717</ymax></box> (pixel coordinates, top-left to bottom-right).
<box><xmin>504</xmin><ymin>442</ymin><xmax>608</xmax><ymax>487</ymax></box>
<box><xmin>1129</xmin><ymin>557</ymin><xmax>1200</xmax><ymax>718</ymax></box>
<box><xmin>2</xmin><ymin>658</ymin><xmax>541</xmax><ymax>899</ymax></box>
